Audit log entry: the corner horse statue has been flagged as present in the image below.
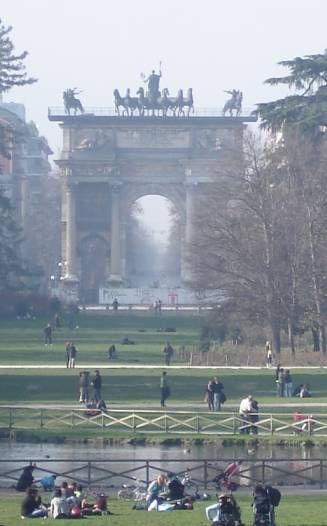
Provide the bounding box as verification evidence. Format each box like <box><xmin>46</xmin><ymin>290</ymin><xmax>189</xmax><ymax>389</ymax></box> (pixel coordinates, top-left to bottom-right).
<box><xmin>222</xmin><ymin>89</ymin><xmax>243</xmax><ymax>117</ymax></box>
<box><xmin>63</xmin><ymin>88</ymin><xmax>84</xmax><ymax>115</ymax></box>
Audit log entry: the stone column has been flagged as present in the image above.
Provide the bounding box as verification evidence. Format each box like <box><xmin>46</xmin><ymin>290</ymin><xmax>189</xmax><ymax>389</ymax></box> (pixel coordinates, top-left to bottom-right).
<box><xmin>65</xmin><ymin>183</ymin><xmax>77</xmax><ymax>279</ymax></box>
<box><xmin>109</xmin><ymin>184</ymin><xmax>123</xmax><ymax>283</ymax></box>
<box><xmin>181</xmin><ymin>181</ymin><xmax>196</xmax><ymax>283</ymax></box>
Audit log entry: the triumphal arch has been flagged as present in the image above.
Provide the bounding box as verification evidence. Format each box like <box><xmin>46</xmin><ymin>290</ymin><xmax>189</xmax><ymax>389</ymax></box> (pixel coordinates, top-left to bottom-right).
<box><xmin>49</xmin><ymin>79</ymin><xmax>255</xmax><ymax>303</ymax></box>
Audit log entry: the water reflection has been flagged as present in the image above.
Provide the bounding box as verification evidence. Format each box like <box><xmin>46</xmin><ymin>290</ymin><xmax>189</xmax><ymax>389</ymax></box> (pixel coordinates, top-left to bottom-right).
<box><xmin>0</xmin><ymin>441</ymin><xmax>325</xmax><ymax>489</ymax></box>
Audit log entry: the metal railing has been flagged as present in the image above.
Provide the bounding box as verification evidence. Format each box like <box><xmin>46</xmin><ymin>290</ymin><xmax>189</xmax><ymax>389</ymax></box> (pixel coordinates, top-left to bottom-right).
<box><xmin>0</xmin><ymin>457</ymin><xmax>326</xmax><ymax>490</ymax></box>
<box><xmin>48</xmin><ymin>106</ymin><xmax>256</xmax><ymax>119</ymax></box>
<box><xmin>0</xmin><ymin>406</ymin><xmax>325</xmax><ymax>436</ymax></box>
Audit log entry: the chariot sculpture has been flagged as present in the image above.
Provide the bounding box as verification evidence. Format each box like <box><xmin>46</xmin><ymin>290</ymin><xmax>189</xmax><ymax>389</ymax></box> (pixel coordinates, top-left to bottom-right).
<box><xmin>113</xmin><ymin>67</ymin><xmax>194</xmax><ymax>117</ymax></box>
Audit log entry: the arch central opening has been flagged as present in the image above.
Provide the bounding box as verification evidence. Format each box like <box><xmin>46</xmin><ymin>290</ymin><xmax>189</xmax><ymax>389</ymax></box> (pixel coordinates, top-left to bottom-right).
<box><xmin>126</xmin><ymin>195</ymin><xmax>181</xmax><ymax>287</ymax></box>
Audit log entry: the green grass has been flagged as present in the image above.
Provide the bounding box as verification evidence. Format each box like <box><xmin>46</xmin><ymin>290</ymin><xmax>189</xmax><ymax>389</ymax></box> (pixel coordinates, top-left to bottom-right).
<box><xmin>0</xmin><ymin>312</ymin><xmax>201</xmax><ymax>365</ymax></box>
<box><xmin>0</xmin><ymin>495</ymin><xmax>326</xmax><ymax>526</ymax></box>
<box><xmin>1</xmin><ymin>312</ymin><xmax>327</xmax><ymax>440</ymax></box>
<box><xmin>0</xmin><ymin>368</ymin><xmax>327</xmax><ymax>406</ymax></box>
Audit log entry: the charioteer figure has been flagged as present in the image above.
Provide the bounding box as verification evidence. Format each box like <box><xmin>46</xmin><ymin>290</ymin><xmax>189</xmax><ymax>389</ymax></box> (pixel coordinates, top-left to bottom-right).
<box><xmin>143</xmin><ymin>67</ymin><xmax>162</xmax><ymax>103</ymax></box>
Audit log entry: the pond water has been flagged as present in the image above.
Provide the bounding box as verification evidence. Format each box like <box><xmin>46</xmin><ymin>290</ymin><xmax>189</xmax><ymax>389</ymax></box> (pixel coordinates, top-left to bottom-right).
<box><xmin>1</xmin><ymin>441</ymin><xmax>326</xmax><ymax>489</ymax></box>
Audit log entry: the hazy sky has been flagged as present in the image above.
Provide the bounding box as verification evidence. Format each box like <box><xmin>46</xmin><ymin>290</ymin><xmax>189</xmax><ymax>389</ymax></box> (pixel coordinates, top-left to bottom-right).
<box><xmin>2</xmin><ymin>0</ymin><xmax>327</xmax><ymax>238</ymax></box>
<box><xmin>2</xmin><ymin>0</ymin><xmax>327</xmax><ymax>151</ymax></box>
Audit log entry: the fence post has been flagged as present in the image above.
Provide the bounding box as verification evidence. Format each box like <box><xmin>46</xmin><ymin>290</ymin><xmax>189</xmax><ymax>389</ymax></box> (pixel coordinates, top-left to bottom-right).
<box><xmin>40</xmin><ymin>409</ymin><xmax>44</xmax><ymax>429</ymax></box>
<box><xmin>233</xmin><ymin>413</ymin><xmax>236</xmax><ymax>435</ymax></box>
<box><xmin>204</xmin><ymin>460</ymin><xmax>208</xmax><ymax>489</ymax></box>
<box><xmin>270</xmin><ymin>414</ymin><xmax>273</xmax><ymax>434</ymax></box>
<box><xmin>261</xmin><ymin>460</ymin><xmax>265</xmax><ymax>485</ymax></box>
<box><xmin>87</xmin><ymin>461</ymin><xmax>91</xmax><ymax>487</ymax></box>
<box><xmin>320</xmin><ymin>460</ymin><xmax>323</xmax><ymax>489</ymax></box>
<box><xmin>197</xmin><ymin>413</ymin><xmax>200</xmax><ymax>434</ymax></box>
<box><xmin>146</xmin><ymin>460</ymin><xmax>150</xmax><ymax>487</ymax></box>
<box><xmin>9</xmin><ymin>408</ymin><xmax>13</xmax><ymax>430</ymax></box>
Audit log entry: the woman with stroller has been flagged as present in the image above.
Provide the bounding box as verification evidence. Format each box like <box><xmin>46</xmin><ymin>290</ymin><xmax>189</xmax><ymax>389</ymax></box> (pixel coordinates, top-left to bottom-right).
<box><xmin>206</xmin><ymin>493</ymin><xmax>243</xmax><ymax>525</ymax></box>
<box><xmin>252</xmin><ymin>484</ymin><xmax>281</xmax><ymax>526</ymax></box>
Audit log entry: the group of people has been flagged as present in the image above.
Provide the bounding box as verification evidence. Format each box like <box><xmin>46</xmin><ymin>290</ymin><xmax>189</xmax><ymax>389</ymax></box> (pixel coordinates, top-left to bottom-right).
<box><xmin>79</xmin><ymin>369</ymin><xmax>102</xmax><ymax>403</ymax></box>
<box><xmin>145</xmin><ymin>472</ymin><xmax>193</xmax><ymax>511</ymax></box>
<box><xmin>20</xmin><ymin>478</ymin><xmax>110</xmax><ymax>519</ymax></box>
<box><xmin>65</xmin><ymin>341</ymin><xmax>77</xmax><ymax>368</ymax></box>
<box><xmin>205</xmin><ymin>377</ymin><xmax>226</xmax><ymax>411</ymax></box>
<box><xmin>153</xmin><ymin>299</ymin><xmax>162</xmax><ymax>314</ymax></box>
<box><xmin>206</xmin><ymin>483</ymin><xmax>281</xmax><ymax>526</ymax></box>
<box><xmin>275</xmin><ymin>365</ymin><xmax>311</xmax><ymax>398</ymax></box>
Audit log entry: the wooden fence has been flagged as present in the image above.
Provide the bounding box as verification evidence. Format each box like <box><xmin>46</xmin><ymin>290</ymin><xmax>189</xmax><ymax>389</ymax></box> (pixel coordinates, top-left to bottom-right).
<box><xmin>0</xmin><ymin>457</ymin><xmax>326</xmax><ymax>490</ymax></box>
<box><xmin>0</xmin><ymin>406</ymin><xmax>326</xmax><ymax>436</ymax></box>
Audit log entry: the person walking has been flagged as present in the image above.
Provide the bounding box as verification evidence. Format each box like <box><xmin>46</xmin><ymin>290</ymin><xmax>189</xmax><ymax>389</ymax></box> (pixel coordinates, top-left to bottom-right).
<box><xmin>266</xmin><ymin>341</ymin><xmax>273</xmax><ymax>367</ymax></box>
<box><xmin>65</xmin><ymin>341</ymin><xmax>71</xmax><ymax>368</ymax></box>
<box><xmin>239</xmin><ymin>395</ymin><xmax>252</xmax><ymax>434</ymax></box>
<box><xmin>249</xmin><ymin>397</ymin><xmax>259</xmax><ymax>434</ymax></box>
<box><xmin>276</xmin><ymin>367</ymin><xmax>285</xmax><ymax>397</ymax></box>
<box><xmin>44</xmin><ymin>323</ymin><xmax>52</xmax><ymax>348</ymax></box>
<box><xmin>69</xmin><ymin>342</ymin><xmax>77</xmax><ymax>368</ymax></box>
<box><xmin>91</xmin><ymin>370</ymin><xmax>102</xmax><ymax>401</ymax></box>
<box><xmin>206</xmin><ymin>378</ymin><xmax>215</xmax><ymax>411</ymax></box>
<box><xmin>213</xmin><ymin>377</ymin><xmax>224</xmax><ymax>411</ymax></box>
<box><xmin>160</xmin><ymin>371</ymin><xmax>170</xmax><ymax>408</ymax></box>
<box><xmin>79</xmin><ymin>371</ymin><xmax>89</xmax><ymax>403</ymax></box>
<box><xmin>284</xmin><ymin>369</ymin><xmax>293</xmax><ymax>397</ymax></box>
<box><xmin>163</xmin><ymin>342</ymin><xmax>174</xmax><ymax>366</ymax></box>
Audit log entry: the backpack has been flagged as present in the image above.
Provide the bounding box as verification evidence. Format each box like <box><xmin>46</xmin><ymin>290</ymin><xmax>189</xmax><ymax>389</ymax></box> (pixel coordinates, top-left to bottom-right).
<box><xmin>265</xmin><ymin>486</ymin><xmax>281</xmax><ymax>507</ymax></box>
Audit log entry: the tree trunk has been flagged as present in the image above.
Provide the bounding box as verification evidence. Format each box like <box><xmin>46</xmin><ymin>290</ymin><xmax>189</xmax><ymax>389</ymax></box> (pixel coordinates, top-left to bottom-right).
<box><xmin>288</xmin><ymin>318</ymin><xmax>295</xmax><ymax>357</ymax></box>
<box><xmin>307</xmin><ymin>206</ymin><xmax>326</xmax><ymax>354</ymax></box>
<box><xmin>312</xmin><ymin>327</ymin><xmax>320</xmax><ymax>352</ymax></box>
<box><xmin>271</xmin><ymin>317</ymin><xmax>281</xmax><ymax>354</ymax></box>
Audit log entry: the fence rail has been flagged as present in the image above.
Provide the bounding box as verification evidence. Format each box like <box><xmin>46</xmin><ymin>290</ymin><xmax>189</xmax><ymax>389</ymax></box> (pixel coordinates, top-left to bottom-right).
<box><xmin>0</xmin><ymin>458</ymin><xmax>326</xmax><ymax>490</ymax></box>
<box><xmin>0</xmin><ymin>406</ymin><xmax>326</xmax><ymax>436</ymax></box>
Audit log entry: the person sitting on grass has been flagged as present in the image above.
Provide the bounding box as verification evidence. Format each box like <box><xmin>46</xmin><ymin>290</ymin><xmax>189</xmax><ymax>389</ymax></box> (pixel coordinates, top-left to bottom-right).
<box><xmin>40</xmin><ymin>473</ymin><xmax>56</xmax><ymax>492</ymax></box>
<box><xmin>16</xmin><ymin>463</ymin><xmax>36</xmax><ymax>492</ymax></box>
<box><xmin>146</xmin><ymin>474</ymin><xmax>167</xmax><ymax>509</ymax></box>
<box><xmin>50</xmin><ymin>488</ymin><xmax>70</xmax><ymax>519</ymax></box>
<box><xmin>300</xmin><ymin>384</ymin><xmax>311</xmax><ymax>398</ymax></box>
<box><xmin>93</xmin><ymin>492</ymin><xmax>113</xmax><ymax>515</ymax></box>
<box><xmin>21</xmin><ymin>487</ymin><xmax>48</xmax><ymax>519</ymax></box>
<box><xmin>164</xmin><ymin>472</ymin><xmax>185</xmax><ymax>500</ymax></box>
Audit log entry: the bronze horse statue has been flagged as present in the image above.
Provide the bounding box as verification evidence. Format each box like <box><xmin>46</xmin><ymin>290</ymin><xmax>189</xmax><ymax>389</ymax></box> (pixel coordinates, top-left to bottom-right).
<box><xmin>124</xmin><ymin>89</ymin><xmax>141</xmax><ymax>116</ymax></box>
<box><xmin>222</xmin><ymin>90</ymin><xmax>243</xmax><ymax>117</ymax></box>
<box><xmin>113</xmin><ymin>89</ymin><xmax>129</xmax><ymax>115</ymax></box>
<box><xmin>63</xmin><ymin>89</ymin><xmax>84</xmax><ymax>115</ymax></box>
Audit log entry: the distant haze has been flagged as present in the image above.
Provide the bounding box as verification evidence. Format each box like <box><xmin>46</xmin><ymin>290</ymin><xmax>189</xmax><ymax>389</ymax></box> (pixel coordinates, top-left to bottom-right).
<box><xmin>2</xmin><ymin>0</ymin><xmax>327</xmax><ymax>237</ymax></box>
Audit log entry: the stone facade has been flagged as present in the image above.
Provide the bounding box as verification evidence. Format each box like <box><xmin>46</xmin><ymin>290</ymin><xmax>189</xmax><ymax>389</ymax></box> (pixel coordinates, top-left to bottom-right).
<box><xmin>0</xmin><ymin>103</ymin><xmax>59</xmax><ymax>292</ymax></box>
<box><xmin>50</xmin><ymin>113</ymin><xmax>255</xmax><ymax>303</ymax></box>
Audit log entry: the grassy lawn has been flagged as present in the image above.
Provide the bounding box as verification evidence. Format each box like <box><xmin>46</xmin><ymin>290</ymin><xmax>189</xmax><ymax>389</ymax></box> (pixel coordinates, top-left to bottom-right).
<box><xmin>0</xmin><ymin>495</ymin><xmax>325</xmax><ymax>526</ymax></box>
<box><xmin>1</xmin><ymin>312</ymin><xmax>327</xmax><ymax>440</ymax></box>
<box><xmin>0</xmin><ymin>368</ymin><xmax>327</xmax><ymax>406</ymax></box>
<box><xmin>0</xmin><ymin>312</ymin><xmax>201</xmax><ymax>365</ymax></box>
